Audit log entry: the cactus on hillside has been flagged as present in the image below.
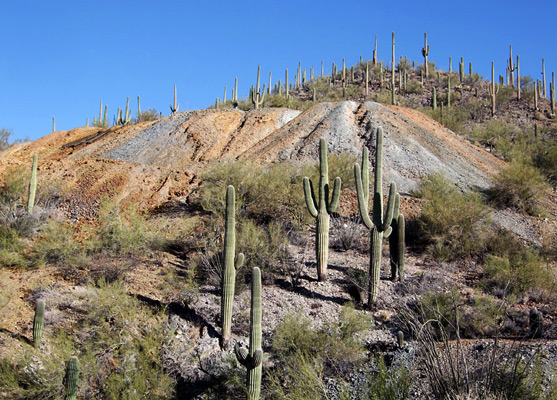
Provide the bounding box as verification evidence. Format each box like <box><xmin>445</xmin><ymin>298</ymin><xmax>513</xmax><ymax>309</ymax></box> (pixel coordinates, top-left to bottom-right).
<box><xmin>170</xmin><ymin>85</ymin><xmax>179</xmax><ymax>115</ymax></box>
<box><xmin>27</xmin><ymin>154</ymin><xmax>38</xmax><ymax>214</ymax></box>
<box><xmin>432</xmin><ymin>87</ymin><xmax>437</xmax><ymax>110</ymax></box>
<box><xmin>33</xmin><ymin>299</ymin><xmax>45</xmax><ymax>347</ymax></box>
<box><xmin>373</xmin><ymin>35</ymin><xmax>378</xmax><ymax>65</ymax></box>
<box><xmin>354</xmin><ymin>128</ymin><xmax>398</xmax><ymax>305</ymax></box>
<box><xmin>388</xmin><ymin>193</ymin><xmax>405</xmax><ymax>281</ymax></box>
<box><xmin>251</xmin><ymin>66</ymin><xmax>266</xmax><ymax>109</ymax></box>
<box><xmin>117</xmin><ymin>97</ymin><xmax>132</xmax><ymax>125</ymax></box>
<box><xmin>391</xmin><ymin>31</ymin><xmax>396</xmax><ymax>105</ymax></box>
<box><xmin>507</xmin><ymin>46</ymin><xmax>516</xmax><ymax>87</ymax></box>
<box><xmin>422</xmin><ymin>32</ymin><xmax>429</xmax><ymax>78</ymax></box>
<box><xmin>221</xmin><ymin>185</ymin><xmax>245</xmax><ymax>348</ymax></box>
<box><xmin>530</xmin><ymin>307</ymin><xmax>543</xmax><ymax>338</ymax></box>
<box><xmin>490</xmin><ymin>61</ymin><xmax>496</xmax><ymax>116</ymax></box>
<box><xmin>64</xmin><ymin>356</ymin><xmax>79</xmax><ymax>400</ymax></box>
<box><xmin>459</xmin><ymin>57</ymin><xmax>464</xmax><ymax>83</ymax></box>
<box><xmin>235</xmin><ymin>267</ymin><xmax>263</xmax><ymax>400</ymax></box>
<box><xmin>303</xmin><ymin>138</ymin><xmax>341</xmax><ymax>281</ymax></box>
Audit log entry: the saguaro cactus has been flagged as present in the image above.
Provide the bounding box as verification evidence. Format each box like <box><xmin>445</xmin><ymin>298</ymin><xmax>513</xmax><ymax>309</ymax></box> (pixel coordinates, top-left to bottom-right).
<box><xmin>64</xmin><ymin>356</ymin><xmax>79</xmax><ymax>400</ymax></box>
<box><xmin>221</xmin><ymin>185</ymin><xmax>245</xmax><ymax>348</ymax></box>
<box><xmin>27</xmin><ymin>154</ymin><xmax>38</xmax><ymax>214</ymax></box>
<box><xmin>422</xmin><ymin>32</ymin><xmax>429</xmax><ymax>78</ymax></box>
<box><xmin>389</xmin><ymin>194</ymin><xmax>405</xmax><ymax>281</ymax></box>
<box><xmin>251</xmin><ymin>65</ymin><xmax>266</xmax><ymax>109</ymax></box>
<box><xmin>530</xmin><ymin>307</ymin><xmax>543</xmax><ymax>338</ymax></box>
<box><xmin>354</xmin><ymin>128</ymin><xmax>397</xmax><ymax>305</ymax></box>
<box><xmin>391</xmin><ymin>31</ymin><xmax>396</xmax><ymax>105</ymax></box>
<box><xmin>170</xmin><ymin>85</ymin><xmax>179</xmax><ymax>114</ymax></box>
<box><xmin>33</xmin><ymin>299</ymin><xmax>45</xmax><ymax>347</ymax></box>
<box><xmin>117</xmin><ymin>97</ymin><xmax>131</xmax><ymax>125</ymax></box>
<box><xmin>303</xmin><ymin>139</ymin><xmax>341</xmax><ymax>281</ymax></box>
<box><xmin>235</xmin><ymin>267</ymin><xmax>263</xmax><ymax>400</ymax></box>
<box><xmin>373</xmin><ymin>35</ymin><xmax>378</xmax><ymax>65</ymax></box>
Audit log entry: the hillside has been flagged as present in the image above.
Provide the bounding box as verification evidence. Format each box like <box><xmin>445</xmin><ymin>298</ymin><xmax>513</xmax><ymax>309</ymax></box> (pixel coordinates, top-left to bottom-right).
<box><xmin>1</xmin><ymin>93</ymin><xmax>556</xmax><ymax>399</ymax></box>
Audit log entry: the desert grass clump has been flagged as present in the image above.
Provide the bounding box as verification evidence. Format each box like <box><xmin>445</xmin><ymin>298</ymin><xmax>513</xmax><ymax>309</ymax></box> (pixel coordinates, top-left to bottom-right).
<box><xmin>413</xmin><ymin>172</ymin><xmax>491</xmax><ymax>261</ymax></box>
<box><xmin>489</xmin><ymin>158</ymin><xmax>547</xmax><ymax>215</ymax></box>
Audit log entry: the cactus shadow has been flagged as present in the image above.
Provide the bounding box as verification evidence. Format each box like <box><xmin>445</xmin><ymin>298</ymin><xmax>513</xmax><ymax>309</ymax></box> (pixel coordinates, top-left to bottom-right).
<box><xmin>135</xmin><ymin>294</ymin><xmax>219</xmax><ymax>339</ymax></box>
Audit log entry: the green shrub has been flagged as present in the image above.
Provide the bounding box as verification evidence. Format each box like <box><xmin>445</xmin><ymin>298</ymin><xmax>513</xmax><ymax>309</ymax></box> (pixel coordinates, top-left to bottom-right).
<box><xmin>423</xmin><ymin>106</ymin><xmax>468</xmax><ymax>134</ymax></box>
<box><xmin>413</xmin><ymin>172</ymin><xmax>491</xmax><ymax>260</ymax></box>
<box><xmin>482</xmin><ymin>251</ymin><xmax>554</xmax><ymax>300</ymax></box>
<box><xmin>489</xmin><ymin>158</ymin><xmax>547</xmax><ymax>215</ymax></box>
<box><xmin>136</xmin><ymin>108</ymin><xmax>161</xmax><ymax>122</ymax></box>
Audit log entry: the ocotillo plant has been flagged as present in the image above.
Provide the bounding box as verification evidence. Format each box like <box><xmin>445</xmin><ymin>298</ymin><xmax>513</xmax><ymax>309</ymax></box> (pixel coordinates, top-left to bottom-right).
<box><xmin>303</xmin><ymin>138</ymin><xmax>341</xmax><ymax>281</ymax></box>
<box><xmin>64</xmin><ymin>356</ymin><xmax>79</xmax><ymax>400</ymax></box>
<box><xmin>422</xmin><ymin>32</ymin><xmax>429</xmax><ymax>78</ymax></box>
<box><xmin>27</xmin><ymin>154</ymin><xmax>38</xmax><ymax>214</ymax></box>
<box><xmin>170</xmin><ymin>85</ymin><xmax>179</xmax><ymax>114</ymax></box>
<box><xmin>354</xmin><ymin>128</ymin><xmax>397</xmax><ymax>305</ymax></box>
<box><xmin>235</xmin><ymin>267</ymin><xmax>263</xmax><ymax>400</ymax></box>
<box><xmin>251</xmin><ymin>66</ymin><xmax>266</xmax><ymax>109</ymax></box>
<box><xmin>33</xmin><ymin>299</ymin><xmax>45</xmax><ymax>347</ymax></box>
<box><xmin>388</xmin><ymin>193</ymin><xmax>405</xmax><ymax>281</ymax></box>
<box><xmin>221</xmin><ymin>185</ymin><xmax>245</xmax><ymax>348</ymax></box>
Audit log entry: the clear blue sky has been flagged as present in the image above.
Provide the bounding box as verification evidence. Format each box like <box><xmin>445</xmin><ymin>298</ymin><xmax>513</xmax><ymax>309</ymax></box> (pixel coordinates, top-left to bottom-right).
<box><xmin>2</xmin><ymin>1</ymin><xmax>556</xmax><ymax>142</ymax></box>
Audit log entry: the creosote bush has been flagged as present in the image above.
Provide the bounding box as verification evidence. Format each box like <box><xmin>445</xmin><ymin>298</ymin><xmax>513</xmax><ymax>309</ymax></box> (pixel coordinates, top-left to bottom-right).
<box><xmin>413</xmin><ymin>172</ymin><xmax>491</xmax><ymax>260</ymax></box>
<box><xmin>489</xmin><ymin>158</ymin><xmax>547</xmax><ymax>215</ymax></box>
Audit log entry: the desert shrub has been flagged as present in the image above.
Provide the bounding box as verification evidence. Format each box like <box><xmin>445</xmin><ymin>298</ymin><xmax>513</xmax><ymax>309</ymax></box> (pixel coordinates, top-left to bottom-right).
<box><xmin>268</xmin><ymin>306</ymin><xmax>369</xmax><ymax>398</ymax></box>
<box><xmin>482</xmin><ymin>251</ymin><xmax>554</xmax><ymax>300</ymax></box>
<box><xmin>469</xmin><ymin>119</ymin><xmax>519</xmax><ymax>151</ymax></box>
<box><xmin>489</xmin><ymin>158</ymin><xmax>547</xmax><ymax>215</ymax></box>
<box><xmin>533</xmin><ymin>140</ymin><xmax>557</xmax><ymax>184</ymax></box>
<box><xmin>413</xmin><ymin>172</ymin><xmax>491</xmax><ymax>260</ymax></box>
<box><xmin>405</xmin><ymin>81</ymin><xmax>424</xmax><ymax>95</ymax></box>
<box><xmin>93</xmin><ymin>196</ymin><xmax>153</xmax><ymax>256</ymax></box>
<box><xmin>496</xmin><ymin>85</ymin><xmax>515</xmax><ymax>109</ymax></box>
<box><xmin>0</xmin><ymin>226</ymin><xmax>26</xmax><ymax>268</ymax></box>
<box><xmin>136</xmin><ymin>108</ymin><xmax>161</xmax><ymax>122</ymax></box>
<box><xmin>423</xmin><ymin>106</ymin><xmax>468</xmax><ymax>133</ymax></box>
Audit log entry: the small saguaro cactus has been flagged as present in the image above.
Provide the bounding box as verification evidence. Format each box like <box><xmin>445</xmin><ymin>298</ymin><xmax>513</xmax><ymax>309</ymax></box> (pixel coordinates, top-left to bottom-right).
<box><xmin>64</xmin><ymin>356</ymin><xmax>79</xmax><ymax>400</ymax></box>
<box><xmin>221</xmin><ymin>185</ymin><xmax>245</xmax><ymax>349</ymax></box>
<box><xmin>235</xmin><ymin>267</ymin><xmax>263</xmax><ymax>400</ymax></box>
<box><xmin>117</xmin><ymin>97</ymin><xmax>132</xmax><ymax>125</ymax></box>
<box><xmin>354</xmin><ymin>127</ymin><xmax>397</xmax><ymax>306</ymax></box>
<box><xmin>170</xmin><ymin>85</ymin><xmax>179</xmax><ymax>114</ymax></box>
<box><xmin>33</xmin><ymin>299</ymin><xmax>45</xmax><ymax>347</ymax></box>
<box><xmin>27</xmin><ymin>154</ymin><xmax>38</xmax><ymax>214</ymax></box>
<box><xmin>422</xmin><ymin>32</ymin><xmax>429</xmax><ymax>78</ymax></box>
<box><xmin>251</xmin><ymin>65</ymin><xmax>266</xmax><ymax>109</ymax></box>
<box><xmin>397</xmin><ymin>330</ymin><xmax>404</xmax><ymax>348</ymax></box>
<box><xmin>303</xmin><ymin>138</ymin><xmax>341</xmax><ymax>281</ymax></box>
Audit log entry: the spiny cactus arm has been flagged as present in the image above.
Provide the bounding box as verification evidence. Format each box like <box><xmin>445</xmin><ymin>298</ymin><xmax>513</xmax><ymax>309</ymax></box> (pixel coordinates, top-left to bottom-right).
<box><xmin>381</xmin><ymin>182</ymin><xmax>397</xmax><ymax>233</ymax></box>
<box><xmin>361</xmin><ymin>147</ymin><xmax>370</xmax><ymax>205</ymax></box>
<box><xmin>235</xmin><ymin>342</ymin><xmax>249</xmax><ymax>364</ymax></box>
<box><xmin>235</xmin><ymin>344</ymin><xmax>263</xmax><ymax>369</ymax></box>
<box><xmin>326</xmin><ymin>177</ymin><xmax>341</xmax><ymax>214</ymax></box>
<box><xmin>392</xmin><ymin>192</ymin><xmax>400</xmax><ymax>220</ymax></box>
<box><xmin>303</xmin><ymin>177</ymin><xmax>318</xmax><ymax>218</ymax></box>
<box><xmin>354</xmin><ymin>163</ymin><xmax>373</xmax><ymax>230</ymax></box>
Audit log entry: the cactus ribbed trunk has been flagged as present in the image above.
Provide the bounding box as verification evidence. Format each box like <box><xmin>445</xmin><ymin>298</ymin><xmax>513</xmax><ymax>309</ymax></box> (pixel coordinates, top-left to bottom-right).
<box><xmin>391</xmin><ymin>31</ymin><xmax>396</xmax><ymax>105</ymax></box>
<box><xmin>27</xmin><ymin>154</ymin><xmax>38</xmax><ymax>214</ymax></box>
<box><xmin>369</xmin><ymin>228</ymin><xmax>382</xmax><ymax>304</ymax></box>
<box><xmin>221</xmin><ymin>185</ymin><xmax>243</xmax><ymax>348</ymax></box>
<box><xmin>316</xmin><ymin>211</ymin><xmax>330</xmax><ymax>281</ymax></box>
<box><xmin>65</xmin><ymin>357</ymin><xmax>79</xmax><ymax>400</ymax></box>
<box><xmin>33</xmin><ymin>300</ymin><xmax>45</xmax><ymax>347</ymax></box>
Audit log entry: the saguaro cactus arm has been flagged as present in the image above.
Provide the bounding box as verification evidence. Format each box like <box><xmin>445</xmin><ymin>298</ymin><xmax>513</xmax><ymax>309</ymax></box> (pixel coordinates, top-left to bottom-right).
<box><xmin>354</xmin><ymin>163</ymin><xmax>373</xmax><ymax>230</ymax></box>
<box><xmin>303</xmin><ymin>177</ymin><xmax>318</xmax><ymax>218</ymax></box>
<box><xmin>326</xmin><ymin>177</ymin><xmax>341</xmax><ymax>214</ymax></box>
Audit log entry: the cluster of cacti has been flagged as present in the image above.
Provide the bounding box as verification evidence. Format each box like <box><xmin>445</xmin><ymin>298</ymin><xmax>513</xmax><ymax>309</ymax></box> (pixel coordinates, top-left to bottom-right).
<box><xmin>33</xmin><ymin>299</ymin><xmax>45</xmax><ymax>347</ymax></box>
<box><xmin>64</xmin><ymin>356</ymin><xmax>79</xmax><ymax>400</ymax></box>
<box><xmin>250</xmin><ymin>66</ymin><xmax>266</xmax><ymax>109</ymax></box>
<box><xmin>354</xmin><ymin>128</ymin><xmax>399</xmax><ymax>305</ymax></box>
<box><xmin>170</xmin><ymin>85</ymin><xmax>179</xmax><ymax>114</ymax></box>
<box><xmin>221</xmin><ymin>185</ymin><xmax>245</xmax><ymax>348</ymax></box>
<box><xmin>303</xmin><ymin>138</ymin><xmax>341</xmax><ymax>281</ymax></box>
<box><xmin>27</xmin><ymin>154</ymin><xmax>38</xmax><ymax>214</ymax></box>
<box><xmin>117</xmin><ymin>97</ymin><xmax>132</xmax><ymax>126</ymax></box>
<box><xmin>235</xmin><ymin>267</ymin><xmax>263</xmax><ymax>400</ymax></box>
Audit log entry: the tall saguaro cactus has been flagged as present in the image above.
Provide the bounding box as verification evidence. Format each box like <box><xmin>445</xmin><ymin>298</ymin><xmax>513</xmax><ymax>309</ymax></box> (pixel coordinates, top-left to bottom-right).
<box><xmin>354</xmin><ymin>127</ymin><xmax>398</xmax><ymax>305</ymax></box>
<box><xmin>251</xmin><ymin>65</ymin><xmax>266</xmax><ymax>109</ymax></box>
<box><xmin>391</xmin><ymin>31</ymin><xmax>396</xmax><ymax>105</ymax></box>
<box><xmin>303</xmin><ymin>138</ymin><xmax>341</xmax><ymax>281</ymax></box>
<box><xmin>27</xmin><ymin>154</ymin><xmax>38</xmax><ymax>214</ymax></box>
<box><xmin>170</xmin><ymin>85</ymin><xmax>179</xmax><ymax>115</ymax></box>
<box><xmin>235</xmin><ymin>267</ymin><xmax>263</xmax><ymax>400</ymax></box>
<box><xmin>33</xmin><ymin>299</ymin><xmax>45</xmax><ymax>347</ymax></box>
<box><xmin>422</xmin><ymin>32</ymin><xmax>429</xmax><ymax>78</ymax></box>
<box><xmin>221</xmin><ymin>185</ymin><xmax>245</xmax><ymax>348</ymax></box>
<box><xmin>64</xmin><ymin>356</ymin><xmax>79</xmax><ymax>400</ymax></box>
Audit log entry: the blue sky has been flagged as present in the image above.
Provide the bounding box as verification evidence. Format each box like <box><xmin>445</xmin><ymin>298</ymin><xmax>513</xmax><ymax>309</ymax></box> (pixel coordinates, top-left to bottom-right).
<box><xmin>2</xmin><ymin>1</ymin><xmax>556</xmax><ymax>142</ymax></box>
